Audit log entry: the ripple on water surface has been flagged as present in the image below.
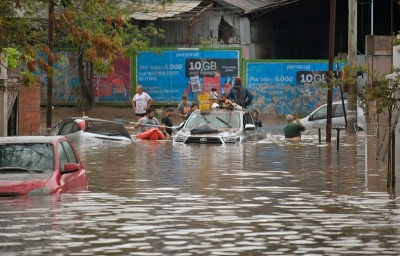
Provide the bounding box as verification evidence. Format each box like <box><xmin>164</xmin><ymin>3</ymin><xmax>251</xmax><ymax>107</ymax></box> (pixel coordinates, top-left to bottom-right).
<box><xmin>0</xmin><ymin>134</ymin><xmax>399</xmax><ymax>255</ymax></box>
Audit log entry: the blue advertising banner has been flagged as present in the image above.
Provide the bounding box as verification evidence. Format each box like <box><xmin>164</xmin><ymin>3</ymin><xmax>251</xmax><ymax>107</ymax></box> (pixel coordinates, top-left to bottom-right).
<box><xmin>245</xmin><ymin>60</ymin><xmax>346</xmax><ymax>115</ymax></box>
<box><xmin>136</xmin><ymin>49</ymin><xmax>241</xmax><ymax>103</ymax></box>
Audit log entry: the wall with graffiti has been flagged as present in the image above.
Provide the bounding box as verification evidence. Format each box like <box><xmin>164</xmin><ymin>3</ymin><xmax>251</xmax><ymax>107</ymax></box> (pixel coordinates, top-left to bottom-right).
<box><xmin>39</xmin><ymin>51</ymin><xmax>131</xmax><ymax>104</ymax></box>
<box><xmin>39</xmin><ymin>51</ymin><xmax>79</xmax><ymax>103</ymax></box>
<box><xmin>93</xmin><ymin>57</ymin><xmax>131</xmax><ymax>102</ymax></box>
<box><xmin>245</xmin><ymin>60</ymin><xmax>346</xmax><ymax>115</ymax></box>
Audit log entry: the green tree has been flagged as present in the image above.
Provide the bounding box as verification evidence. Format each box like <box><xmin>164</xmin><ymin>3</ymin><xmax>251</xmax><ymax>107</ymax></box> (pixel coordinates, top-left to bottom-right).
<box><xmin>0</xmin><ymin>0</ymin><xmax>172</xmax><ymax>111</ymax></box>
<box><xmin>365</xmin><ymin>68</ymin><xmax>400</xmax><ymax>192</ymax></box>
<box><xmin>1</xmin><ymin>47</ymin><xmax>20</xmax><ymax>69</ymax></box>
<box><xmin>343</xmin><ymin>62</ymin><xmax>400</xmax><ymax>192</ymax></box>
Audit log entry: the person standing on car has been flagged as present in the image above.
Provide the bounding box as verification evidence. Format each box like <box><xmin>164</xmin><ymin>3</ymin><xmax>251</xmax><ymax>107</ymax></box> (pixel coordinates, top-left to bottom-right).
<box><xmin>132</xmin><ymin>85</ymin><xmax>153</xmax><ymax>118</ymax></box>
<box><xmin>251</xmin><ymin>109</ymin><xmax>263</xmax><ymax>128</ymax></box>
<box><xmin>177</xmin><ymin>95</ymin><xmax>192</xmax><ymax>121</ymax></box>
<box><xmin>161</xmin><ymin>107</ymin><xmax>175</xmax><ymax>137</ymax></box>
<box><xmin>209</xmin><ymin>88</ymin><xmax>219</xmax><ymax>105</ymax></box>
<box><xmin>284</xmin><ymin>114</ymin><xmax>305</xmax><ymax>142</ymax></box>
<box><xmin>226</xmin><ymin>76</ymin><xmax>253</xmax><ymax>109</ymax></box>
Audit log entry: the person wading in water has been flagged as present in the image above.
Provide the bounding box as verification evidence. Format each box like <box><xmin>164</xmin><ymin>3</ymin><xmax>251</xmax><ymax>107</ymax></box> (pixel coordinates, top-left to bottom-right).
<box><xmin>283</xmin><ymin>114</ymin><xmax>305</xmax><ymax>142</ymax></box>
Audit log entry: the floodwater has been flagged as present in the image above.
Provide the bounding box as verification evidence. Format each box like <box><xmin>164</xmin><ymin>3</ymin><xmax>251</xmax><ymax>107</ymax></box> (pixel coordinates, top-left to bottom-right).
<box><xmin>1</xmin><ymin>124</ymin><xmax>400</xmax><ymax>255</ymax></box>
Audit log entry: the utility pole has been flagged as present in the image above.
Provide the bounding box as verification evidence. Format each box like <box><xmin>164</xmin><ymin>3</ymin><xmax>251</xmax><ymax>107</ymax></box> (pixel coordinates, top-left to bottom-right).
<box><xmin>347</xmin><ymin>0</ymin><xmax>357</xmax><ymax>134</ymax></box>
<box><xmin>46</xmin><ymin>0</ymin><xmax>54</xmax><ymax>128</ymax></box>
<box><xmin>326</xmin><ymin>0</ymin><xmax>336</xmax><ymax>142</ymax></box>
<box><xmin>371</xmin><ymin>0</ymin><xmax>373</xmax><ymax>35</ymax></box>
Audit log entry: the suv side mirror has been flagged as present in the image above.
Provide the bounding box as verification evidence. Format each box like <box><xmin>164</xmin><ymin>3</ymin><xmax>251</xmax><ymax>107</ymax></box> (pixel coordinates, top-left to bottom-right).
<box><xmin>245</xmin><ymin>124</ymin><xmax>256</xmax><ymax>131</ymax></box>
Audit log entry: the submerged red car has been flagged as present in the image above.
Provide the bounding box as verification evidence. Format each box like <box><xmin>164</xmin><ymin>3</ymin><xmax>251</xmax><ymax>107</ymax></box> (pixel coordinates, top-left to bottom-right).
<box><xmin>0</xmin><ymin>136</ymin><xmax>88</xmax><ymax>196</ymax></box>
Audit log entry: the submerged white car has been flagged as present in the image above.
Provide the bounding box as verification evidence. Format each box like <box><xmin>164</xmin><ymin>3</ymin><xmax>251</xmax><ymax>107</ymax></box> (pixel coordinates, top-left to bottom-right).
<box><xmin>300</xmin><ymin>100</ymin><xmax>366</xmax><ymax>131</ymax></box>
<box><xmin>173</xmin><ymin>109</ymin><xmax>261</xmax><ymax>144</ymax></box>
<box><xmin>50</xmin><ymin>117</ymin><xmax>133</xmax><ymax>145</ymax></box>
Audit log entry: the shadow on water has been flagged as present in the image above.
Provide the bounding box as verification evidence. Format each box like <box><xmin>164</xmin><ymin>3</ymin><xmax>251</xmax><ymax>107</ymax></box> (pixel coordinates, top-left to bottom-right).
<box><xmin>0</xmin><ymin>127</ymin><xmax>399</xmax><ymax>255</ymax></box>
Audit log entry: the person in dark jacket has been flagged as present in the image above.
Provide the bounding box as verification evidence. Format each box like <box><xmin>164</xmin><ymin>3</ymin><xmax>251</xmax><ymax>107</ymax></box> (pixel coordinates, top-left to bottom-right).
<box><xmin>161</xmin><ymin>107</ymin><xmax>175</xmax><ymax>137</ymax></box>
<box><xmin>251</xmin><ymin>109</ymin><xmax>262</xmax><ymax>128</ymax></box>
<box><xmin>226</xmin><ymin>76</ymin><xmax>253</xmax><ymax>108</ymax></box>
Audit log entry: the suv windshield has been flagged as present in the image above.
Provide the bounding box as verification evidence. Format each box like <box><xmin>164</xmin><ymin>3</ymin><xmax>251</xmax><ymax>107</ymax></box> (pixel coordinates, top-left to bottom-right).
<box><xmin>185</xmin><ymin>111</ymin><xmax>241</xmax><ymax>128</ymax></box>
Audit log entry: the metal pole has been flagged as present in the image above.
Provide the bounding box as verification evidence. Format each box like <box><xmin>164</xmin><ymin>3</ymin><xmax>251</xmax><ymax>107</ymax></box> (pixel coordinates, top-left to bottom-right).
<box><xmin>336</xmin><ymin>130</ymin><xmax>339</xmax><ymax>150</ymax></box>
<box><xmin>326</xmin><ymin>0</ymin><xmax>336</xmax><ymax>143</ymax></box>
<box><xmin>347</xmin><ymin>0</ymin><xmax>357</xmax><ymax>135</ymax></box>
<box><xmin>46</xmin><ymin>0</ymin><xmax>54</xmax><ymax>128</ymax></box>
<box><xmin>391</xmin><ymin>0</ymin><xmax>394</xmax><ymax>63</ymax></box>
<box><xmin>365</xmin><ymin>129</ymin><xmax>368</xmax><ymax>188</ymax></box>
<box><xmin>339</xmin><ymin>84</ymin><xmax>347</xmax><ymax>128</ymax></box>
<box><xmin>371</xmin><ymin>0</ymin><xmax>373</xmax><ymax>35</ymax></box>
<box><xmin>392</xmin><ymin>130</ymin><xmax>395</xmax><ymax>188</ymax></box>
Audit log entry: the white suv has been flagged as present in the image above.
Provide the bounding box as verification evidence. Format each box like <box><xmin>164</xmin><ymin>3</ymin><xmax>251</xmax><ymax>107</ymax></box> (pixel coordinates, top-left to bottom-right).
<box><xmin>299</xmin><ymin>100</ymin><xmax>366</xmax><ymax>131</ymax></box>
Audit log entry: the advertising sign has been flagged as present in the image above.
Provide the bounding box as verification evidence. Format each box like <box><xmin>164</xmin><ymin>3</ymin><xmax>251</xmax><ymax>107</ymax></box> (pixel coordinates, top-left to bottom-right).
<box><xmin>246</xmin><ymin>60</ymin><xmax>346</xmax><ymax>115</ymax></box>
<box><xmin>135</xmin><ymin>49</ymin><xmax>241</xmax><ymax>102</ymax></box>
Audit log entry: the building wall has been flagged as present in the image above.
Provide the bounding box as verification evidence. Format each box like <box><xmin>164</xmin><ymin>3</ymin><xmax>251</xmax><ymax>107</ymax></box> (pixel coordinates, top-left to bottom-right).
<box><xmin>19</xmin><ymin>85</ymin><xmax>41</xmax><ymax>135</ymax></box>
<box><xmin>250</xmin><ymin>20</ymin><xmax>275</xmax><ymax>59</ymax></box>
<box><xmin>135</xmin><ymin>11</ymin><xmax>241</xmax><ymax>47</ymax></box>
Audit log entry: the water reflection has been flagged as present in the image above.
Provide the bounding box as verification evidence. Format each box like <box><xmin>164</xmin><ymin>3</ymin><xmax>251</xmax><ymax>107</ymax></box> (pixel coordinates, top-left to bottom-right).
<box><xmin>0</xmin><ymin>127</ymin><xmax>399</xmax><ymax>255</ymax></box>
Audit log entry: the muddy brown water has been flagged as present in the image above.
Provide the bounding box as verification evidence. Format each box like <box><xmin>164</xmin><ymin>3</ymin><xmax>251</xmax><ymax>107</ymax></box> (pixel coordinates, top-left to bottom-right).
<box><xmin>1</xmin><ymin>108</ymin><xmax>399</xmax><ymax>255</ymax></box>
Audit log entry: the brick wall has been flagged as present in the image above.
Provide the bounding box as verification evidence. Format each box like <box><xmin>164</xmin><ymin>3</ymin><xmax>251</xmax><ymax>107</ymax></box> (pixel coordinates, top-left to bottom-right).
<box><xmin>19</xmin><ymin>85</ymin><xmax>41</xmax><ymax>135</ymax></box>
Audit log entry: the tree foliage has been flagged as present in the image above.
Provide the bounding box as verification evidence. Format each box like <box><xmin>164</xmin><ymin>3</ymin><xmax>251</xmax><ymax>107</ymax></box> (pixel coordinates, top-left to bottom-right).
<box><xmin>341</xmin><ymin>62</ymin><xmax>400</xmax><ymax>185</ymax></box>
<box><xmin>0</xmin><ymin>0</ymin><xmax>172</xmax><ymax>109</ymax></box>
<box><xmin>341</xmin><ymin>64</ymin><xmax>400</xmax><ymax>118</ymax></box>
<box><xmin>366</xmin><ymin>69</ymin><xmax>400</xmax><ymax>116</ymax></box>
<box><xmin>1</xmin><ymin>48</ymin><xmax>21</xmax><ymax>68</ymax></box>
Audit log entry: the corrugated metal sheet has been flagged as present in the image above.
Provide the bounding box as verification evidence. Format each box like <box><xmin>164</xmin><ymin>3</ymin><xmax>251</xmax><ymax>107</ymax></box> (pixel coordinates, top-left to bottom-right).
<box><xmin>130</xmin><ymin>1</ymin><xmax>202</xmax><ymax>20</ymax></box>
<box><xmin>132</xmin><ymin>11</ymin><xmax>241</xmax><ymax>46</ymax></box>
<box><xmin>157</xmin><ymin>43</ymin><xmax>241</xmax><ymax>48</ymax></box>
<box><xmin>214</xmin><ymin>0</ymin><xmax>297</xmax><ymax>14</ymax></box>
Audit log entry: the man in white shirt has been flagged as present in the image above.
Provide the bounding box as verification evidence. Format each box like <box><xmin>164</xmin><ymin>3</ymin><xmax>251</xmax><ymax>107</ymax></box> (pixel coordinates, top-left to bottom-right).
<box><xmin>132</xmin><ymin>85</ymin><xmax>153</xmax><ymax>117</ymax></box>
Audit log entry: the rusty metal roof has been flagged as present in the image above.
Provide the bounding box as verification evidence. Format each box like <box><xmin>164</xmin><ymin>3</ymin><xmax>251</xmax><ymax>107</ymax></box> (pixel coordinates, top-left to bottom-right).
<box><xmin>130</xmin><ymin>1</ymin><xmax>202</xmax><ymax>20</ymax></box>
<box><xmin>214</xmin><ymin>0</ymin><xmax>298</xmax><ymax>14</ymax></box>
<box><xmin>129</xmin><ymin>0</ymin><xmax>297</xmax><ymax>21</ymax></box>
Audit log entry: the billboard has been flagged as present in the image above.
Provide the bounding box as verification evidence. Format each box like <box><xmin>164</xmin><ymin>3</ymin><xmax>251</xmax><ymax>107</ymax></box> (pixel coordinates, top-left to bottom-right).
<box><xmin>245</xmin><ymin>60</ymin><xmax>346</xmax><ymax>115</ymax></box>
<box><xmin>135</xmin><ymin>49</ymin><xmax>241</xmax><ymax>102</ymax></box>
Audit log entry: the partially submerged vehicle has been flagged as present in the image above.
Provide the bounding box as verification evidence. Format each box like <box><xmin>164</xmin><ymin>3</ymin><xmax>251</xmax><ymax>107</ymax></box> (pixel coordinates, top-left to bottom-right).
<box><xmin>300</xmin><ymin>100</ymin><xmax>366</xmax><ymax>131</ymax></box>
<box><xmin>173</xmin><ymin>108</ymin><xmax>261</xmax><ymax>144</ymax></box>
<box><xmin>49</xmin><ymin>117</ymin><xmax>133</xmax><ymax>145</ymax></box>
<box><xmin>0</xmin><ymin>136</ymin><xmax>87</xmax><ymax>196</ymax></box>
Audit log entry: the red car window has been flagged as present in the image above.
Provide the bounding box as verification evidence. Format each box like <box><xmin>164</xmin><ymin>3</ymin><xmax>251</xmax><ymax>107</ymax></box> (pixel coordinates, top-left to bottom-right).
<box><xmin>60</xmin><ymin>141</ymin><xmax>78</xmax><ymax>164</ymax></box>
<box><xmin>0</xmin><ymin>143</ymin><xmax>54</xmax><ymax>172</ymax></box>
<box><xmin>58</xmin><ymin>143</ymin><xmax>69</xmax><ymax>171</ymax></box>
